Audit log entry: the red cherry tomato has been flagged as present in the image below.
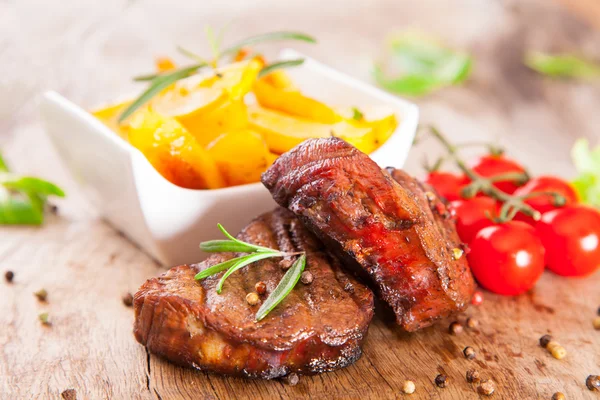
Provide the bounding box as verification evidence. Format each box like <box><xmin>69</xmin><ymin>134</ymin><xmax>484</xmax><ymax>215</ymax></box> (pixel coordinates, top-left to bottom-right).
<box><xmin>425</xmin><ymin>171</ymin><xmax>469</xmax><ymax>201</ymax></box>
<box><xmin>470</xmin><ymin>155</ymin><xmax>526</xmax><ymax>194</ymax></box>
<box><xmin>468</xmin><ymin>221</ymin><xmax>545</xmax><ymax>296</ymax></box>
<box><xmin>535</xmin><ymin>205</ymin><xmax>600</xmax><ymax>277</ymax></box>
<box><xmin>513</xmin><ymin>176</ymin><xmax>579</xmax><ymax>225</ymax></box>
<box><xmin>450</xmin><ymin>197</ymin><xmax>498</xmax><ymax>244</ymax></box>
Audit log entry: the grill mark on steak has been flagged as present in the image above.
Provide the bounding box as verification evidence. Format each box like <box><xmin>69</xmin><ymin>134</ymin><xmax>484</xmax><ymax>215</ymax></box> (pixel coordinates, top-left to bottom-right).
<box><xmin>134</xmin><ymin>207</ymin><xmax>374</xmax><ymax>379</ymax></box>
<box><xmin>262</xmin><ymin>138</ymin><xmax>475</xmax><ymax>331</ymax></box>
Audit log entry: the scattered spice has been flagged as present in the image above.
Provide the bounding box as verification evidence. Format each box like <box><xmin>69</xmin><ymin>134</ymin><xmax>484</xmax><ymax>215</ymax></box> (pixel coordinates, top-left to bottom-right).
<box><xmin>551</xmin><ymin>392</ymin><xmax>565</xmax><ymax>400</ymax></box>
<box><xmin>300</xmin><ymin>271</ymin><xmax>313</xmax><ymax>285</ymax></box>
<box><xmin>280</xmin><ymin>259</ymin><xmax>293</xmax><ymax>270</ymax></box>
<box><xmin>452</xmin><ymin>247</ymin><xmax>464</xmax><ymax>260</ymax></box>
<box><xmin>246</xmin><ymin>292</ymin><xmax>260</xmax><ymax>306</ymax></box>
<box><xmin>49</xmin><ymin>203</ymin><xmax>59</xmax><ymax>215</ymax></box>
<box><xmin>402</xmin><ymin>380</ymin><xmax>416</xmax><ymax>394</ymax></box>
<box><xmin>61</xmin><ymin>388</ymin><xmax>77</xmax><ymax>400</ymax></box>
<box><xmin>34</xmin><ymin>289</ymin><xmax>48</xmax><ymax>302</ymax></box>
<box><xmin>587</xmin><ymin>375</ymin><xmax>600</xmax><ymax>391</ymax></box>
<box><xmin>478</xmin><ymin>379</ymin><xmax>495</xmax><ymax>396</ymax></box>
<box><xmin>283</xmin><ymin>373</ymin><xmax>299</xmax><ymax>386</ymax></box>
<box><xmin>449</xmin><ymin>321</ymin><xmax>463</xmax><ymax>335</ymax></box>
<box><xmin>597</xmin><ymin>306</ymin><xmax>600</xmax><ymax>316</ymax></box>
<box><xmin>466</xmin><ymin>317</ymin><xmax>478</xmax><ymax>329</ymax></box>
<box><xmin>546</xmin><ymin>340</ymin><xmax>567</xmax><ymax>360</ymax></box>
<box><xmin>255</xmin><ymin>281</ymin><xmax>267</xmax><ymax>295</ymax></box>
<box><xmin>4</xmin><ymin>270</ymin><xmax>14</xmax><ymax>283</ymax></box>
<box><xmin>425</xmin><ymin>191</ymin><xmax>436</xmax><ymax>202</ymax></box>
<box><xmin>122</xmin><ymin>292</ymin><xmax>134</xmax><ymax>307</ymax></box>
<box><xmin>463</xmin><ymin>346</ymin><xmax>476</xmax><ymax>360</ymax></box>
<box><xmin>38</xmin><ymin>312</ymin><xmax>51</xmax><ymax>326</ymax></box>
<box><xmin>435</xmin><ymin>374</ymin><xmax>448</xmax><ymax>388</ymax></box>
<box><xmin>471</xmin><ymin>290</ymin><xmax>484</xmax><ymax>306</ymax></box>
<box><xmin>593</xmin><ymin>316</ymin><xmax>600</xmax><ymax>330</ymax></box>
<box><xmin>466</xmin><ymin>369</ymin><xmax>480</xmax><ymax>383</ymax></box>
<box><xmin>539</xmin><ymin>334</ymin><xmax>553</xmax><ymax>348</ymax></box>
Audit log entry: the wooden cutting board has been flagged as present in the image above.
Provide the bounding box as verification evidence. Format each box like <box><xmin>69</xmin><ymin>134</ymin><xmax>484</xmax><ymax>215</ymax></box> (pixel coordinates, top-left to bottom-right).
<box><xmin>1</xmin><ymin>0</ymin><xmax>599</xmax><ymax>399</ymax></box>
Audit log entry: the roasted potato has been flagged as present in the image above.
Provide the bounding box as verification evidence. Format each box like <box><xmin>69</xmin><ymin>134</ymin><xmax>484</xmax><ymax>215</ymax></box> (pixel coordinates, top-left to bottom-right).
<box><xmin>338</xmin><ymin>106</ymin><xmax>398</xmax><ymax>153</ymax></box>
<box><xmin>248</xmin><ymin>105</ymin><xmax>373</xmax><ymax>154</ymax></box>
<box><xmin>126</xmin><ymin>109</ymin><xmax>224</xmax><ymax>189</ymax></box>
<box><xmin>206</xmin><ymin>130</ymin><xmax>271</xmax><ymax>186</ymax></box>
<box><xmin>92</xmin><ymin>100</ymin><xmax>132</xmax><ymax>140</ymax></box>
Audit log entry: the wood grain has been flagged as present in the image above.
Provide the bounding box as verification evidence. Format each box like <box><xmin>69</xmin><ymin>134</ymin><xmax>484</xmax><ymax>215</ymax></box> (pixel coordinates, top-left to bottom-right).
<box><xmin>1</xmin><ymin>0</ymin><xmax>599</xmax><ymax>399</ymax></box>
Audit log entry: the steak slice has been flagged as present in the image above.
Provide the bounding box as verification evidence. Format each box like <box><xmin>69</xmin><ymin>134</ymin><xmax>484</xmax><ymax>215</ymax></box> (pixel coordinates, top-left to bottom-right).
<box><xmin>262</xmin><ymin>138</ymin><xmax>475</xmax><ymax>331</ymax></box>
<box><xmin>134</xmin><ymin>207</ymin><xmax>374</xmax><ymax>379</ymax></box>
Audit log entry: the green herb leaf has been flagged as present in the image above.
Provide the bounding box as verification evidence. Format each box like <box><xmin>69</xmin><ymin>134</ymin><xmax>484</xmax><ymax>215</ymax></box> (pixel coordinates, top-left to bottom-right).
<box><xmin>525</xmin><ymin>52</ymin><xmax>600</xmax><ymax>80</ymax></box>
<box><xmin>216</xmin><ymin>252</ymin><xmax>282</xmax><ymax>294</ymax></box>
<box><xmin>176</xmin><ymin>46</ymin><xmax>208</xmax><ymax>64</ymax></box>
<box><xmin>120</xmin><ymin>64</ymin><xmax>208</xmax><ymax>122</ymax></box>
<box><xmin>351</xmin><ymin>107</ymin><xmax>364</xmax><ymax>121</ymax></box>
<box><xmin>200</xmin><ymin>239</ymin><xmax>264</xmax><ymax>254</ymax></box>
<box><xmin>194</xmin><ymin>257</ymin><xmax>244</xmax><ymax>280</ymax></box>
<box><xmin>373</xmin><ymin>33</ymin><xmax>472</xmax><ymax>96</ymax></box>
<box><xmin>0</xmin><ymin>190</ymin><xmax>44</xmax><ymax>225</ymax></box>
<box><xmin>1</xmin><ymin>176</ymin><xmax>65</xmax><ymax>198</ymax></box>
<box><xmin>221</xmin><ymin>31</ymin><xmax>317</xmax><ymax>58</ymax></box>
<box><xmin>0</xmin><ymin>152</ymin><xmax>9</xmax><ymax>172</ymax></box>
<box><xmin>258</xmin><ymin>59</ymin><xmax>305</xmax><ymax>78</ymax></box>
<box><xmin>571</xmin><ymin>138</ymin><xmax>600</xmax><ymax>208</ymax></box>
<box><xmin>215</xmin><ymin>223</ymin><xmax>273</xmax><ymax>252</ymax></box>
<box><xmin>255</xmin><ymin>253</ymin><xmax>306</xmax><ymax>321</ymax></box>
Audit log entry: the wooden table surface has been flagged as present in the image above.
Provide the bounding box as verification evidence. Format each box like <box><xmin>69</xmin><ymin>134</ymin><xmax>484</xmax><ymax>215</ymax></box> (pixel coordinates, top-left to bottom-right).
<box><xmin>1</xmin><ymin>0</ymin><xmax>599</xmax><ymax>399</ymax></box>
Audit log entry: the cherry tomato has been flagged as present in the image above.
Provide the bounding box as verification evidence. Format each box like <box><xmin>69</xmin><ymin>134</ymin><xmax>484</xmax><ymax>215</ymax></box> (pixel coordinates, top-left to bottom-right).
<box><xmin>468</xmin><ymin>221</ymin><xmax>545</xmax><ymax>296</ymax></box>
<box><xmin>450</xmin><ymin>197</ymin><xmax>498</xmax><ymax>244</ymax></box>
<box><xmin>470</xmin><ymin>155</ymin><xmax>526</xmax><ymax>194</ymax></box>
<box><xmin>535</xmin><ymin>205</ymin><xmax>600</xmax><ymax>277</ymax></box>
<box><xmin>513</xmin><ymin>176</ymin><xmax>579</xmax><ymax>225</ymax></box>
<box><xmin>425</xmin><ymin>171</ymin><xmax>469</xmax><ymax>201</ymax></box>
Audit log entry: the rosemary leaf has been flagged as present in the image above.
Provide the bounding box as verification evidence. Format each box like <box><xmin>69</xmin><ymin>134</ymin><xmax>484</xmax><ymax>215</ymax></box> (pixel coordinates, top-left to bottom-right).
<box><xmin>176</xmin><ymin>46</ymin><xmax>208</xmax><ymax>64</ymax></box>
<box><xmin>133</xmin><ymin>73</ymin><xmax>161</xmax><ymax>82</ymax></box>
<box><xmin>221</xmin><ymin>31</ymin><xmax>316</xmax><ymax>58</ymax></box>
<box><xmin>256</xmin><ymin>253</ymin><xmax>306</xmax><ymax>321</ymax></box>
<box><xmin>200</xmin><ymin>239</ymin><xmax>263</xmax><ymax>254</ymax></box>
<box><xmin>216</xmin><ymin>252</ymin><xmax>282</xmax><ymax>294</ymax></box>
<box><xmin>216</xmin><ymin>223</ymin><xmax>273</xmax><ymax>252</ymax></box>
<box><xmin>258</xmin><ymin>59</ymin><xmax>305</xmax><ymax>78</ymax></box>
<box><xmin>194</xmin><ymin>257</ymin><xmax>243</xmax><ymax>280</ymax></box>
<box><xmin>120</xmin><ymin>64</ymin><xmax>207</xmax><ymax>122</ymax></box>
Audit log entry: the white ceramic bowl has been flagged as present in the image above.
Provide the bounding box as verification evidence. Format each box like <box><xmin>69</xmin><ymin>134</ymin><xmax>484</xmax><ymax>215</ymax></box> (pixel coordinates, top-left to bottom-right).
<box><xmin>39</xmin><ymin>50</ymin><xmax>419</xmax><ymax>266</ymax></box>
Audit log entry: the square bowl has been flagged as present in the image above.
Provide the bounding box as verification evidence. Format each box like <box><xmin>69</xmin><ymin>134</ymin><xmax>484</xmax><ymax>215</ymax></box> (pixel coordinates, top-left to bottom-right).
<box><xmin>39</xmin><ymin>50</ymin><xmax>419</xmax><ymax>266</ymax></box>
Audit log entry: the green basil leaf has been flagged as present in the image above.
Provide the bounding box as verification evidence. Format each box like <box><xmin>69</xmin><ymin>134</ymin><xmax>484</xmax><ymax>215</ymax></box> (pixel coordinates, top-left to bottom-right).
<box><xmin>221</xmin><ymin>31</ymin><xmax>316</xmax><ymax>58</ymax></box>
<box><xmin>571</xmin><ymin>138</ymin><xmax>600</xmax><ymax>208</ymax></box>
<box><xmin>0</xmin><ymin>189</ymin><xmax>44</xmax><ymax>225</ymax></box>
<box><xmin>216</xmin><ymin>252</ymin><xmax>282</xmax><ymax>294</ymax></box>
<box><xmin>258</xmin><ymin>59</ymin><xmax>305</xmax><ymax>78</ymax></box>
<box><xmin>373</xmin><ymin>33</ymin><xmax>472</xmax><ymax>96</ymax></box>
<box><xmin>255</xmin><ymin>254</ymin><xmax>306</xmax><ymax>321</ymax></box>
<box><xmin>525</xmin><ymin>52</ymin><xmax>600</xmax><ymax>80</ymax></box>
<box><xmin>120</xmin><ymin>63</ymin><xmax>208</xmax><ymax>122</ymax></box>
<box><xmin>1</xmin><ymin>176</ymin><xmax>65</xmax><ymax>198</ymax></box>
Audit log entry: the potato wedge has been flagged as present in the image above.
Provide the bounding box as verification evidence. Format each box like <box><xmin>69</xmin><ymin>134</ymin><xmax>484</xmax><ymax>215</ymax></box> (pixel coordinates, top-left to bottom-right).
<box><xmin>338</xmin><ymin>106</ymin><xmax>399</xmax><ymax>152</ymax></box>
<box><xmin>248</xmin><ymin>105</ymin><xmax>373</xmax><ymax>154</ymax></box>
<box><xmin>197</xmin><ymin>59</ymin><xmax>263</xmax><ymax>99</ymax></box>
<box><xmin>253</xmin><ymin>78</ymin><xmax>341</xmax><ymax>124</ymax></box>
<box><xmin>207</xmin><ymin>130</ymin><xmax>271</xmax><ymax>186</ymax></box>
<box><xmin>126</xmin><ymin>109</ymin><xmax>224</xmax><ymax>189</ymax></box>
<box><xmin>91</xmin><ymin>100</ymin><xmax>132</xmax><ymax>140</ymax></box>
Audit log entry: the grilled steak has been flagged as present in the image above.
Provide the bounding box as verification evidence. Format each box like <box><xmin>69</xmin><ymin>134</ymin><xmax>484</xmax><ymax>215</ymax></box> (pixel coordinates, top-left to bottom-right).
<box><xmin>262</xmin><ymin>138</ymin><xmax>475</xmax><ymax>331</ymax></box>
<box><xmin>134</xmin><ymin>207</ymin><xmax>374</xmax><ymax>379</ymax></box>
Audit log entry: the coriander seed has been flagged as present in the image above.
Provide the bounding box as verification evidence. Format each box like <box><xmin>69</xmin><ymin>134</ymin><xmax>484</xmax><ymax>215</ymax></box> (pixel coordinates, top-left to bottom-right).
<box><xmin>478</xmin><ymin>379</ymin><xmax>495</xmax><ymax>396</ymax></box>
<box><xmin>552</xmin><ymin>392</ymin><xmax>565</xmax><ymax>400</ymax></box>
<box><xmin>586</xmin><ymin>375</ymin><xmax>600</xmax><ymax>391</ymax></box>
<box><xmin>435</xmin><ymin>374</ymin><xmax>448</xmax><ymax>388</ymax></box>
<box><xmin>593</xmin><ymin>316</ymin><xmax>600</xmax><ymax>330</ymax></box>
<box><xmin>300</xmin><ymin>271</ymin><xmax>313</xmax><ymax>285</ymax></box>
<box><xmin>402</xmin><ymin>380</ymin><xmax>416</xmax><ymax>394</ymax></box>
<box><xmin>466</xmin><ymin>369</ymin><xmax>480</xmax><ymax>383</ymax></box>
<box><xmin>546</xmin><ymin>340</ymin><xmax>567</xmax><ymax>359</ymax></box>
<box><xmin>246</xmin><ymin>292</ymin><xmax>260</xmax><ymax>306</ymax></box>
<box><xmin>34</xmin><ymin>288</ymin><xmax>48</xmax><ymax>302</ymax></box>
<box><xmin>280</xmin><ymin>259</ymin><xmax>293</xmax><ymax>270</ymax></box>
<box><xmin>466</xmin><ymin>317</ymin><xmax>478</xmax><ymax>329</ymax></box>
<box><xmin>284</xmin><ymin>373</ymin><xmax>299</xmax><ymax>386</ymax></box>
<box><xmin>4</xmin><ymin>270</ymin><xmax>14</xmax><ymax>283</ymax></box>
<box><xmin>39</xmin><ymin>312</ymin><xmax>51</xmax><ymax>326</ymax></box>
<box><xmin>463</xmin><ymin>346</ymin><xmax>476</xmax><ymax>360</ymax></box>
<box><xmin>122</xmin><ymin>292</ymin><xmax>134</xmax><ymax>307</ymax></box>
<box><xmin>255</xmin><ymin>281</ymin><xmax>267</xmax><ymax>295</ymax></box>
<box><xmin>61</xmin><ymin>388</ymin><xmax>77</xmax><ymax>400</ymax></box>
<box><xmin>539</xmin><ymin>334</ymin><xmax>553</xmax><ymax>348</ymax></box>
<box><xmin>449</xmin><ymin>321</ymin><xmax>463</xmax><ymax>335</ymax></box>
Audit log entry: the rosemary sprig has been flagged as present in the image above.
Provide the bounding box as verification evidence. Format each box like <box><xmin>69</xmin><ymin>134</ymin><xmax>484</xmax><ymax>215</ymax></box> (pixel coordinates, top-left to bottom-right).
<box><xmin>258</xmin><ymin>59</ymin><xmax>305</xmax><ymax>78</ymax></box>
<box><xmin>195</xmin><ymin>224</ymin><xmax>306</xmax><ymax>321</ymax></box>
<box><xmin>119</xmin><ymin>30</ymin><xmax>316</xmax><ymax>122</ymax></box>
